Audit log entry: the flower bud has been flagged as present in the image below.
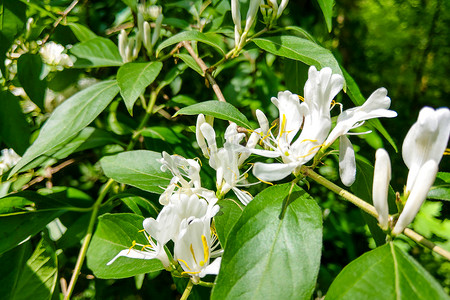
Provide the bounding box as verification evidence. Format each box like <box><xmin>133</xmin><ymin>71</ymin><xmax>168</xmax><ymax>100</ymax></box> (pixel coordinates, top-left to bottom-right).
<box><xmin>373</xmin><ymin>148</ymin><xmax>391</xmax><ymax>230</ymax></box>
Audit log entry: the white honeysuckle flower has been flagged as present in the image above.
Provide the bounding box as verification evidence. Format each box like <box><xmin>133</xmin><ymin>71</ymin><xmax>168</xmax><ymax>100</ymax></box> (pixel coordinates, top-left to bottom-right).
<box><xmin>325</xmin><ymin>88</ymin><xmax>397</xmax><ymax>147</ymax></box>
<box><xmin>402</xmin><ymin>107</ymin><xmax>450</xmax><ymax>193</ymax></box>
<box><xmin>0</xmin><ymin>148</ymin><xmax>21</xmax><ymax>175</ymax></box>
<box><xmin>325</xmin><ymin>87</ymin><xmax>397</xmax><ymax>186</ymax></box>
<box><xmin>252</xmin><ymin>66</ymin><xmax>344</xmax><ymax>182</ymax></box>
<box><xmin>338</xmin><ymin>135</ymin><xmax>356</xmax><ymax>186</ymax></box>
<box><xmin>158</xmin><ymin>152</ymin><xmax>204</xmax><ymax>205</ymax></box>
<box><xmin>392</xmin><ymin>160</ymin><xmax>438</xmax><ymax>235</ymax></box>
<box><xmin>39</xmin><ymin>42</ymin><xmax>73</xmax><ymax>69</ymax></box>
<box><xmin>372</xmin><ymin>148</ymin><xmax>391</xmax><ymax>231</ymax></box>
<box><xmin>196</xmin><ymin>118</ymin><xmax>257</xmax><ymax>205</ymax></box>
<box><xmin>174</xmin><ymin>217</ymin><xmax>222</xmax><ymax>282</ymax></box>
<box><xmin>151</xmin><ymin>14</ymin><xmax>163</xmax><ymax>46</ymax></box>
<box><xmin>107</xmin><ymin>219</ymin><xmax>170</xmax><ymax>268</ymax></box>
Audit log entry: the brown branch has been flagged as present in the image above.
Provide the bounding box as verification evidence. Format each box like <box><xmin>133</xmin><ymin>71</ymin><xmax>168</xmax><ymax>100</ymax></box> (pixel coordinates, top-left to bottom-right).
<box><xmin>181</xmin><ymin>41</ymin><xmax>226</xmax><ymax>103</ymax></box>
<box><xmin>42</xmin><ymin>0</ymin><xmax>80</xmax><ymax>44</ymax></box>
<box><xmin>20</xmin><ymin>158</ymin><xmax>76</xmax><ymax>191</ymax></box>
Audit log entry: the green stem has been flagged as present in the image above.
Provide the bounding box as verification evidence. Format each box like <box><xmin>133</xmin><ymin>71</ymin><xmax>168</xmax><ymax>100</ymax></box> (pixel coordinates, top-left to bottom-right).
<box><xmin>197</xmin><ymin>280</ymin><xmax>215</xmax><ymax>288</ymax></box>
<box><xmin>64</xmin><ymin>178</ymin><xmax>115</xmax><ymax>300</ymax></box>
<box><xmin>180</xmin><ymin>279</ymin><xmax>194</xmax><ymax>300</ymax></box>
<box><xmin>300</xmin><ymin>166</ymin><xmax>378</xmax><ymax>218</ymax></box>
<box><xmin>301</xmin><ymin>166</ymin><xmax>450</xmax><ymax>261</ymax></box>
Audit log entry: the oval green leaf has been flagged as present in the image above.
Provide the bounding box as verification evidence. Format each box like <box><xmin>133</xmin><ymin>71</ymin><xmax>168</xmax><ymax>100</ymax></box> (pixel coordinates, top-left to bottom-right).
<box><xmin>211</xmin><ymin>184</ymin><xmax>323</xmax><ymax>300</ymax></box>
<box><xmin>317</xmin><ymin>0</ymin><xmax>334</xmax><ymax>32</ymax></box>
<box><xmin>17</xmin><ymin>53</ymin><xmax>46</xmax><ymax>111</ymax></box>
<box><xmin>174</xmin><ymin>100</ymin><xmax>251</xmax><ymax>128</ymax></box>
<box><xmin>326</xmin><ymin>243</ymin><xmax>449</xmax><ymax>299</ymax></box>
<box><xmin>71</xmin><ymin>37</ymin><xmax>123</xmax><ymax>67</ymax></box>
<box><xmin>100</xmin><ymin>150</ymin><xmax>171</xmax><ymax>194</ymax></box>
<box><xmin>10</xmin><ymin>80</ymin><xmax>119</xmax><ymax>176</ymax></box>
<box><xmin>117</xmin><ymin>62</ymin><xmax>163</xmax><ymax>115</ymax></box>
<box><xmin>86</xmin><ymin>213</ymin><xmax>164</xmax><ymax>279</ymax></box>
<box><xmin>253</xmin><ymin>36</ymin><xmax>345</xmax><ymax>89</ymax></box>
<box><xmin>156</xmin><ymin>31</ymin><xmax>226</xmax><ymax>57</ymax></box>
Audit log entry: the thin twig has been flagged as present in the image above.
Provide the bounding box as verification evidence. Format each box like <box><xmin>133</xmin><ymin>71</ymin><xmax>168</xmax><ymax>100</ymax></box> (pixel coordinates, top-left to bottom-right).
<box><xmin>181</xmin><ymin>41</ymin><xmax>227</xmax><ymax>103</ymax></box>
<box><xmin>42</xmin><ymin>0</ymin><xmax>80</xmax><ymax>44</ymax></box>
<box><xmin>20</xmin><ymin>158</ymin><xmax>76</xmax><ymax>191</ymax></box>
<box><xmin>64</xmin><ymin>178</ymin><xmax>115</xmax><ymax>300</ymax></box>
<box><xmin>301</xmin><ymin>166</ymin><xmax>450</xmax><ymax>261</ymax></box>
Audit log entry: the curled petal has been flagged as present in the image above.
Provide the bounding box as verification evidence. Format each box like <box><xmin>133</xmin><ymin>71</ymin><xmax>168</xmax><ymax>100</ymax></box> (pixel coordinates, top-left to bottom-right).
<box><xmin>232</xmin><ymin>187</ymin><xmax>253</xmax><ymax>206</ymax></box>
<box><xmin>199</xmin><ymin>257</ymin><xmax>222</xmax><ymax>278</ymax></box>
<box><xmin>373</xmin><ymin>148</ymin><xmax>391</xmax><ymax>230</ymax></box>
<box><xmin>338</xmin><ymin>135</ymin><xmax>356</xmax><ymax>187</ymax></box>
<box><xmin>107</xmin><ymin>249</ymin><xmax>158</xmax><ymax>266</ymax></box>
<box><xmin>252</xmin><ymin>162</ymin><xmax>298</xmax><ymax>182</ymax></box>
<box><xmin>392</xmin><ymin>160</ymin><xmax>438</xmax><ymax>235</ymax></box>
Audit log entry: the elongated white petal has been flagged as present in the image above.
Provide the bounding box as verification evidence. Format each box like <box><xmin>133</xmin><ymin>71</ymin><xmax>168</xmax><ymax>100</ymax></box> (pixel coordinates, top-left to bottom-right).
<box><xmin>244</xmin><ymin>0</ymin><xmax>261</xmax><ymax>32</ymax></box>
<box><xmin>277</xmin><ymin>0</ymin><xmax>289</xmax><ymax>18</ymax></box>
<box><xmin>248</xmin><ymin>147</ymin><xmax>282</xmax><ymax>158</ymax></box>
<box><xmin>196</xmin><ymin>114</ymin><xmax>209</xmax><ymax>158</ymax></box>
<box><xmin>232</xmin><ymin>187</ymin><xmax>253</xmax><ymax>205</ymax></box>
<box><xmin>392</xmin><ymin>160</ymin><xmax>438</xmax><ymax>235</ymax></box>
<box><xmin>107</xmin><ymin>249</ymin><xmax>158</xmax><ymax>266</ymax></box>
<box><xmin>231</xmin><ymin>0</ymin><xmax>241</xmax><ymax>30</ymax></box>
<box><xmin>256</xmin><ymin>109</ymin><xmax>270</xmax><ymax>134</ymax></box>
<box><xmin>402</xmin><ymin>107</ymin><xmax>450</xmax><ymax>192</ymax></box>
<box><xmin>272</xmin><ymin>91</ymin><xmax>303</xmax><ymax>144</ymax></box>
<box><xmin>373</xmin><ymin>149</ymin><xmax>391</xmax><ymax>230</ymax></box>
<box><xmin>253</xmin><ymin>162</ymin><xmax>298</xmax><ymax>182</ymax></box>
<box><xmin>325</xmin><ymin>88</ymin><xmax>397</xmax><ymax>146</ymax></box>
<box><xmin>338</xmin><ymin>135</ymin><xmax>356</xmax><ymax>186</ymax></box>
<box><xmin>199</xmin><ymin>257</ymin><xmax>222</xmax><ymax>277</ymax></box>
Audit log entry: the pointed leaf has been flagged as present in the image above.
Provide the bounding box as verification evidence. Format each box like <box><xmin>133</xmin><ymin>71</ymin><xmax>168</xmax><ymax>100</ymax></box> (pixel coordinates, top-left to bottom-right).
<box><xmin>86</xmin><ymin>213</ymin><xmax>164</xmax><ymax>279</ymax></box>
<box><xmin>100</xmin><ymin>150</ymin><xmax>171</xmax><ymax>194</ymax></box>
<box><xmin>10</xmin><ymin>80</ymin><xmax>119</xmax><ymax>176</ymax></box>
<box><xmin>0</xmin><ymin>91</ymin><xmax>30</xmax><ymax>155</ymax></box>
<box><xmin>71</xmin><ymin>37</ymin><xmax>123</xmax><ymax>67</ymax></box>
<box><xmin>214</xmin><ymin>199</ymin><xmax>243</xmax><ymax>246</ymax></box>
<box><xmin>117</xmin><ymin>62</ymin><xmax>163</xmax><ymax>114</ymax></box>
<box><xmin>17</xmin><ymin>53</ymin><xmax>46</xmax><ymax>110</ymax></box>
<box><xmin>211</xmin><ymin>184</ymin><xmax>322</xmax><ymax>300</ymax></box>
<box><xmin>317</xmin><ymin>0</ymin><xmax>334</xmax><ymax>32</ymax></box>
<box><xmin>67</xmin><ymin>22</ymin><xmax>98</xmax><ymax>42</ymax></box>
<box><xmin>156</xmin><ymin>31</ymin><xmax>226</xmax><ymax>57</ymax></box>
<box><xmin>253</xmin><ymin>36</ymin><xmax>345</xmax><ymax>89</ymax></box>
<box><xmin>174</xmin><ymin>100</ymin><xmax>251</xmax><ymax>128</ymax></box>
<box><xmin>326</xmin><ymin>243</ymin><xmax>449</xmax><ymax>299</ymax></box>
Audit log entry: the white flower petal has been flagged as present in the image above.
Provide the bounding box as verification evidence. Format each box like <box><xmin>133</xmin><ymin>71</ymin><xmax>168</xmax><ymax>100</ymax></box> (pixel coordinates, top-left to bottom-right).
<box><xmin>373</xmin><ymin>148</ymin><xmax>391</xmax><ymax>230</ymax></box>
<box><xmin>232</xmin><ymin>187</ymin><xmax>253</xmax><ymax>205</ymax></box>
<box><xmin>107</xmin><ymin>249</ymin><xmax>158</xmax><ymax>266</ymax></box>
<box><xmin>339</xmin><ymin>136</ymin><xmax>356</xmax><ymax>187</ymax></box>
<box><xmin>252</xmin><ymin>162</ymin><xmax>298</xmax><ymax>182</ymax></box>
<box><xmin>402</xmin><ymin>107</ymin><xmax>450</xmax><ymax>192</ymax></box>
<box><xmin>392</xmin><ymin>160</ymin><xmax>438</xmax><ymax>235</ymax></box>
<box><xmin>199</xmin><ymin>257</ymin><xmax>222</xmax><ymax>278</ymax></box>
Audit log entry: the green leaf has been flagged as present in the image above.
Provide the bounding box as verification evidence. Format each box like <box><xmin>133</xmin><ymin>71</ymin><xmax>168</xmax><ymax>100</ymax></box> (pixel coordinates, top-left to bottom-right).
<box><xmin>211</xmin><ymin>184</ymin><xmax>322</xmax><ymax>300</ymax></box>
<box><xmin>253</xmin><ymin>36</ymin><xmax>345</xmax><ymax>89</ymax></box>
<box><xmin>86</xmin><ymin>213</ymin><xmax>164</xmax><ymax>279</ymax></box>
<box><xmin>174</xmin><ymin>100</ymin><xmax>251</xmax><ymax>128</ymax></box>
<box><xmin>156</xmin><ymin>31</ymin><xmax>226</xmax><ymax>57</ymax></box>
<box><xmin>120</xmin><ymin>195</ymin><xmax>159</xmax><ymax>218</ymax></box>
<box><xmin>17</xmin><ymin>53</ymin><xmax>46</xmax><ymax>110</ymax></box>
<box><xmin>0</xmin><ymin>0</ymin><xmax>26</xmax><ymax>76</ymax></box>
<box><xmin>427</xmin><ymin>172</ymin><xmax>450</xmax><ymax>201</ymax></box>
<box><xmin>174</xmin><ymin>53</ymin><xmax>203</xmax><ymax>75</ymax></box>
<box><xmin>100</xmin><ymin>150</ymin><xmax>171</xmax><ymax>194</ymax></box>
<box><xmin>326</xmin><ymin>243</ymin><xmax>449</xmax><ymax>299</ymax></box>
<box><xmin>316</xmin><ymin>0</ymin><xmax>334</xmax><ymax>32</ymax></box>
<box><xmin>0</xmin><ymin>91</ymin><xmax>31</xmax><ymax>155</ymax></box>
<box><xmin>214</xmin><ymin>199</ymin><xmax>243</xmax><ymax>246</ymax></box>
<box><xmin>67</xmin><ymin>22</ymin><xmax>98</xmax><ymax>42</ymax></box>
<box><xmin>342</xmin><ymin>68</ymin><xmax>398</xmax><ymax>152</ymax></box>
<box><xmin>0</xmin><ymin>209</ymin><xmax>63</xmax><ymax>254</ymax></box>
<box><xmin>0</xmin><ymin>237</ymin><xmax>58</xmax><ymax>300</ymax></box>
<box><xmin>117</xmin><ymin>62</ymin><xmax>163</xmax><ymax>114</ymax></box>
<box><xmin>71</xmin><ymin>37</ymin><xmax>123</xmax><ymax>68</ymax></box>
<box><xmin>10</xmin><ymin>80</ymin><xmax>119</xmax><ymax>176</ymax></box>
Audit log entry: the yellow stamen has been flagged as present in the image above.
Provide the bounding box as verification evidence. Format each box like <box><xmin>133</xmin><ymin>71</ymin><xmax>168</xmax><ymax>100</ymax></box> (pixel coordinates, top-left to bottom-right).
<box><xmin>444</xmin><ymin>148</ymin><xmax>450</xmax><ymax>155</ymax></box>
<box><xmin>177</xmin><ymin>259</ymin><xmax>192</xmax><ymax>271</ymax></box>
<box><xmin>194</xmin><ymin>157</ymin><xmax>203</xmax><ymax>166</ymax></box>
<box><xmin>181</xmin><ymin>270</ymin><xmax>201</xmax><ymax>275</ymax></box>
<box><xmin>255</xmin><ymin>176</ymin><xmax>274</xmax><ymax>186</ymax></box>
<box><xmin>200</xmin><ymin>235</ymin><xmax>209</xmax><ymax>267</ymax></box>
<box><xmin>127</xmin><ymin>240</ymin><xmax>137</xmax><ymax>254</ymax></box>
<box><xmin>298</xmin><ymin>95</ymin><xmax>305</xmax><ymax>102</ymax></box>
<box><xmin>138</xmin><ymin>229</ymin><xmax>145</xmax><ymax>232</ymax></box>
<box><xmin>190</xmin><ymin>244</ymin><xmax>198</xmax><ymax>264</ymax></box>
<box><xmin>301</xmin><ymin>139</ymin><xmax>317</xmax><ymax>143</ymax></box>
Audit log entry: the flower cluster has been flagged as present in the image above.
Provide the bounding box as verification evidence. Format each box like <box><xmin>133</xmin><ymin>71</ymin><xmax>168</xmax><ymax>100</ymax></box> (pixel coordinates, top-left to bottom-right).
<box><xmin>108</xmin><ymin>152</ymin><xmax>222</xmax><ymax>283</ymax></box>
<box><xmin>39</xmin><ymin>41</ymin><xmax>73</xmax><ymax>70</ymax></box>
<box><xmin>373</xmin><ymin>107</ymin><xmax>450</xmax><ymax>235</ymax></box>
<box><xmin>251</xmin><ymin>66</ymin><xmax>397</xmax><ymax>186</ymax></box>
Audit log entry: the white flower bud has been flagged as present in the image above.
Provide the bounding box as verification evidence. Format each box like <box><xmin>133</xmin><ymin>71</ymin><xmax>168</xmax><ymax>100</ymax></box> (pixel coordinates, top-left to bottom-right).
<box><xmin>373</xmin><ymin>148</ymin><xmax>391</xmax><ymax>230</ymax></box>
